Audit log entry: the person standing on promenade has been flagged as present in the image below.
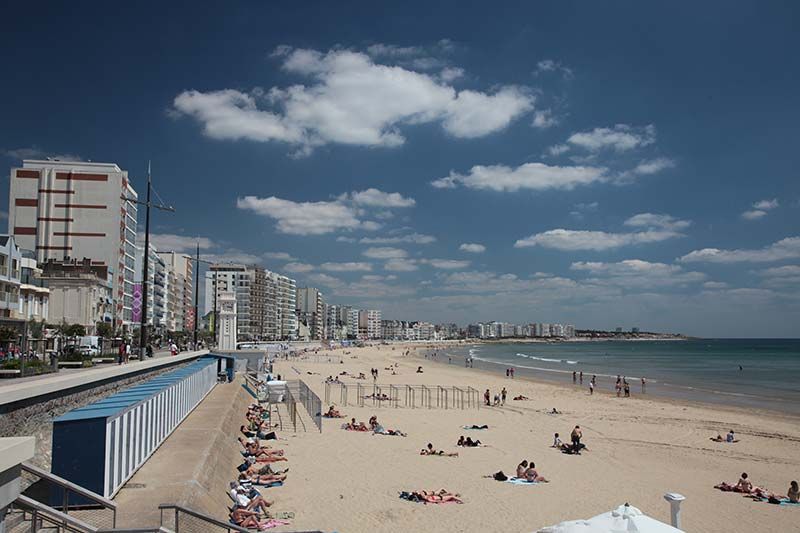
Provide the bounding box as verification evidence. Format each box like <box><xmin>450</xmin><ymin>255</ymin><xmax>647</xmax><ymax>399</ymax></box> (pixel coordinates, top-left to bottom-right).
<box><xmin>118</xmin><ymin>342</ymin><xmax>125</xmax><ymax>365</ymax></box>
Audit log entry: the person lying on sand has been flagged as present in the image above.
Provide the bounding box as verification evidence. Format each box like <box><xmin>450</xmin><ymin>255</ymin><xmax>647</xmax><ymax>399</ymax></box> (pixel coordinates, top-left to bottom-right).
<box><xmin>323</xmin><ymin>405</ymin><xmax>344</xmax><ymax>418</ymax></box>
<box><xmin>524</xmin><ymin>461</ymin><xmax>550</xmax><ymax>483</ymax></box>
<box><xmin>464</xmin><ymin>424</ymin><xmax>489</xmax><ymax>430</ymax></box>
<box><xmin>710</xmin><ymin>430</ymin><xmax>739</xmax><ymax>443</ymax></box>
<box><xmin>240</xmin><ymin>425</ymin><xmax>271</xmax><ymax>440</ymax></box>
<box><xmin>456</xmin><ymin>436</ymin><xmax>482</xmax><ymax>447</ymax></box>
<box><xmin>230</xmin><ymin>508</ymin><xmax>288</xmax><ymax>530</ymax></box>
<box><xmin>560</xmin><ymin>442</ymin><xmax>587</xmax><ymax>454</ymax></box>
<box><xmin>420</xmin><ymin>443</ymin><xmax>458</xmax><ymax>457</ymax></box>
<box><xmin>343</xmin><ymin>418</ymin><xmax>369</xmax><ymax>431</ymax></box>
<box><xmin>715</xmin><ymin>473</ymin><xmax>763</xmax><ymax>494</ymax></box>
<box><xmin>369</xmin><ymin>416</ymin><xmax>407</xmax><ymax>436</ymax></box>
<box><xmin>417</xmin><ymin>366</ymin><xmax>424</xmax><ymax>373</ymax></box>
<box><xmin>549</xmin><ymin>408</ymin><xmax>561</xmax><ymax>415</ymax></box>
<box><xmin>400</xmin><ymin>489</ymin><xmax>463</xmax><ymax>504</ymax></box>
<box><xmin>513</xmin><ymin>395</ymin><xmax>529</xmax><ymax>401</ymax></box>
<box><xmin>238</xmin><ymin>471</ymin><xmax>287</xmax><ymax>485</ymax></box>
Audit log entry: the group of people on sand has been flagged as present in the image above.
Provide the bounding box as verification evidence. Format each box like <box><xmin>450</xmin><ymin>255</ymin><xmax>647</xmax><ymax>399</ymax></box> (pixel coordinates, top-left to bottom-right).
<box><xmin>552</xmin><ymin>426</ymin><xmax>587</xmax><ymax>455</ymax></box>
<box><xmin>710</xmin><ymin>430</ymin><xmax>739</xmax><ymax>443</ymax></box>
<box><xmin>489</xmin><ymin>460</ymin><xmax>550</xmax><ymax>483</ymax></box>
<box><xmin>231</xmin><ymin>403</ymin><xmax>292</xmax><ymax>530</ymax></box>
<box><xmin>342</xmin><ymin>415</ymin><xmax>407</xmax><ymax>436</ymax></box>
<box><xmin>420</xmin><ymin>442</ymin><xmax>459</xmax><ymax>457</ymax></box>
<box><xmin>484</xmin><ymin>387</ymin><xmax>508</xmax><ymax>406</ymax></box>
<box><xmin>716</xmin><ymin>474</ymin><xmax>799</xmax><ymax>505</ymax></box>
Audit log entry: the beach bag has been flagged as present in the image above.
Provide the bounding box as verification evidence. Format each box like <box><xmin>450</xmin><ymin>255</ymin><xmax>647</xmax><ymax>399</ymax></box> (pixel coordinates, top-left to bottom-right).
<box><xmin>493</xmin><ymin>471</ymin><xmax>508</xmax><ymax>481</ymax></box>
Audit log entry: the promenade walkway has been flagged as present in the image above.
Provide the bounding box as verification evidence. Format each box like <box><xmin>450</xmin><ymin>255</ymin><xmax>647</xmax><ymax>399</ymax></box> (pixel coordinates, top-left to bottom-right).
<box><xmin>0</xmin><ymin>350</ymin><xmax>209</xmax><ymax>409</ymax></box>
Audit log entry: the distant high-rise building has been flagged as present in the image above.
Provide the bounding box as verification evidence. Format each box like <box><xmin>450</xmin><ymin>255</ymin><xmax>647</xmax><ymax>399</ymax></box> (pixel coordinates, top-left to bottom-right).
<box><xmin>158</xmin><ymin>252</ymin><xmax>193</xmax><ymax>332</ymax></box>
<box><xmin>296</xmin><ymin>287</ymin><xmax>325</xmax><ymax>340</ymax></box>
<box><xmin>9</xmin><ymin>160</ymin><xmax>138</xmax><ymax>327</ymax></box>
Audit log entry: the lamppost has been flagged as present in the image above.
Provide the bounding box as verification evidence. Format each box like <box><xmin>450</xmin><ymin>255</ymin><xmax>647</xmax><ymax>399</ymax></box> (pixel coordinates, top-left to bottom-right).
<box><xmin>188</xmin><ymin>243</ymin><xmax>215</xmax><ymax>349</ymax></box>
<box><xmin>123</xmin><ymin>162</ymin><xmax>174</xmax><ymax>357</ymax></box>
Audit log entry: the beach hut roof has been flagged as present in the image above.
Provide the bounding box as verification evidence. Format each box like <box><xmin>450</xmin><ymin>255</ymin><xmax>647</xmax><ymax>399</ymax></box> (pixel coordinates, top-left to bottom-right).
<box><xmin>537</xmin><ymin>504</ymin><xmax>684</xmax><ymax>533</ymax></box>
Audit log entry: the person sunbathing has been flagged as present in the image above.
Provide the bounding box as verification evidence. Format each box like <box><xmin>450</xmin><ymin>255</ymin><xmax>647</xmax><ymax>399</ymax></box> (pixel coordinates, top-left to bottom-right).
<box><xmin>516</xmin><ymin>460</ymin><xmax>528</xmax><ymax>478</ymax></box>
<box><xmin>710</xmin><ymin>431</ymin><xmax>739</xmax><ymax>443</ymax></box>
<box><xmin>715</xmin><ymin>473</ymin><xmax>761</xmax><ymax>494</ymax></box>
<box><xmin>463</xmin><ymin>437</ymin><xmax>481</xmax><ymax>447</ymax></box>
<box><xmin>552</xmin><ymin>433</ymin><xmax>563</xmax><ymax>448</ymax></box>
<box><xmin>344</xmin><ymin>418</ymin><xmax>369</xmax><ymax>431</ymax></box>
<box><xmin>323</xmin><ymin>405</ymin><xmax>344</xmax><ymax>418</ymax></box>
<box><xmin>230</xmin><ymin>507</ymin><xmax>264</xmax><ymax>529</ymax></box>
<box><xmin>524</xmin><ymin>462</ymin><xmax>550</xmax><ymax>483</ymax></box>
<box><xmin>238</xmin><ymin>471</ymin><xmax>287</xmax><ymax>485</ymax></box>
<box><xmin>229</xmin><ymin>483</ymin><xmax>273</xmax><ymax>513</ymax></box>
<box><xmin>418</xmin><ymin>489</ymin><xmax>462</xmax><ymax>503</ymax></box>
<box><xmin>238</xmin><ymin>438</ymin><xmax>284</xmax><ymax>458</ymax></box>
<box><xmin>420</xmin><ymin>443</ymin><xmax>458</xmax><ymax>457</ymax></box>
<box><xmin>513</xmin><ymin>395</ymin><xmax>529</xmax><ymax>400</ymax></box>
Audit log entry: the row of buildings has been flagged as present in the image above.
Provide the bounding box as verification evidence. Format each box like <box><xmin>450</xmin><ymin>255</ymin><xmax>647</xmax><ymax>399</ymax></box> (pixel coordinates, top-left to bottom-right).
<box><xmin>466</xmin><ymin>322</ymin><xmax>576</xmax><ymax>339</ymax></box>
<box><xmin>4</xmin><ymin>160</ymin><xmax>195</xmax><ymax>338</ymax></box>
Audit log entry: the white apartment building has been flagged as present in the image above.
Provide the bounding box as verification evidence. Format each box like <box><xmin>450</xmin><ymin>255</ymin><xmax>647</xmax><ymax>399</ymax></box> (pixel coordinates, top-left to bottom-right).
<box><xmin>158</xmin><ymin>251</ymin><xmax>193</xmax><ymax>331</ymax></box>
<box><xmin>40</xmin><ymin>258</ymin><xmax>113</xmax><ymax>332</ymax></box>
<box><xmin>135</xmin><ymin>243</ymin><xmax>167</xmax><ymax>329</ymax></box>
<box><xmin>357</xmin><ymin>309</ymin><xmax>382</xmax><ymax>340</ymax></box>
<box><xmin>8</xmin><ymin>160</ymin><xmax>138</xmax><ymax>327</ymax></box>
<box><xmin>296</xmin><ymin>287</ymin><xmax>325</xmax><ymax>340</ymax></box>
<box><xmin>0</xmin><ymin>236</ymin><xmax>22</xmax><ymax>319</ymax></box>
<box><xmin>19</xmin><ymin>251</ymin><xmax>49</xmax><ymax>322</ymax></box>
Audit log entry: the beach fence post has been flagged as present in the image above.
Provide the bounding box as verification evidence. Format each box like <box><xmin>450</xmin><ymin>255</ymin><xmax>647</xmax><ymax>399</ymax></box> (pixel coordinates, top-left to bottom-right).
<box><xmin>390</xmin><ymin>385</ymin><xmax>399</xmax><ymax>408</ymax></box>
<box><xmin>341</xmin><ymin>383</ymin><xmax>348</xmax><ymax>406</ymax></box>
<box><xmin>324</xmin><ymin>382</ymin><xmax>330</xmax><ymax>404</ymax></box>
<box><xmin>357</xmin><ymin>383</ymin><xmax>365</xmax><ymax>407</ymax></box>
<box><xmin>664</xmin><ymin>493</ymin><xmax>685</xmax><ymax>529</ymax></box>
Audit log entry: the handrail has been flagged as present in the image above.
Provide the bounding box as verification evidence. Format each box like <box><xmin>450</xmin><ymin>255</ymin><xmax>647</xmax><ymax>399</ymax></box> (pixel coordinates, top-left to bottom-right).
<box><xmin>22</xmin><ymin>461</ymin><xmax>118</xmax><ymax>511</ymax></box>
<box><xmin>98</xmin><ymin>528</ymin><xmax>173</xmax><ymax>532</ymax></box>
<box><xmin>14</xmin><ymin>494</ymin><xmax>99</xmax><ymax>531</ymax></box>
<box><xmin>158</xmin><ymin>503</ymin><xmax>251</xmax><ymax>532</ymax></box>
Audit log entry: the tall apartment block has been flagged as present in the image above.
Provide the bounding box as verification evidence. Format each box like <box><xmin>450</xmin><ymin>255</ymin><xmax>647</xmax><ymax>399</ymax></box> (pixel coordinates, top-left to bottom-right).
<box><xmin>8</xmin><ymin>160</ymin><xmax>138</xmax><ymax>327</ymax></box>
<box><xmin>296</xmin><ymin>287</ymin><xmax>326</xmax><ymax>340</ymax></box>
<box><xmin>158</xmin><ymin>251</ymin><xmax>193</xmax><ymax>331</ymax></box>
<box><xmin>205</xmin><ymin>263</ymin><xmax>296</xmax><ymax>341</ymax></box>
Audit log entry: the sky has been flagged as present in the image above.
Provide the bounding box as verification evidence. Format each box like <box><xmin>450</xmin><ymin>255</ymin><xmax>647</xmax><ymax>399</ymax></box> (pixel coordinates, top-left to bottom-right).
<box><xmin>1</xmin><ymin>2</ymin><xmax>799</xmax><ymax>337</ymax></box>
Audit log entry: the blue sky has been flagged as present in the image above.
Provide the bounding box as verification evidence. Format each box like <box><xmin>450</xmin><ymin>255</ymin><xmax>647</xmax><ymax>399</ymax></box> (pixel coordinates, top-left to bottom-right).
<box><xmin>2</xmin><ymin>2</ymin><xmax>799</xmax><ymax>337</ymax></box>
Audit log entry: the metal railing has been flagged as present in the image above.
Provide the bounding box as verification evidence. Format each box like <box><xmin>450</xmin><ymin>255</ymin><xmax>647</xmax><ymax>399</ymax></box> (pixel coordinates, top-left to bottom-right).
<box><xmin>21</xmin><ymin>462</ymin><xmax>117</xmax><ymax>529</ymax></box>
<box><xmin>7</xmin><ymin>495</ymin><xmax>100</xmax><ymax>532</ymax></box>
<box><xmin>158</xmin><ymin>504</ymin><xmax>250</xmax><ymax>533</ymax></box>
<box><xmin>325</xmin><ymin>382</ymin><xmax>480</xmax><ymax>409</ymax></box>
<box><xmin>296</xmin><ymin>380</ymin><xmax>323</xmax><ymax>432</ymax></box>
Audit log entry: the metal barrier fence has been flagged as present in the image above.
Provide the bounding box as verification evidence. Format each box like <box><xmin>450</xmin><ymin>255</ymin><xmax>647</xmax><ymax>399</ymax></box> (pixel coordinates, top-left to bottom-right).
<box><xmin>324</xmin><ymin>383</ymin><xmax>480</xmax><ymax>409</ymax></box>
<box><xmin>159</xmin><ymin>503</ymin><xmax>249</xmax><ymax>533</ymax></box>
<box><xmin>297</xmin><ymin>380</ymin><xmax>323</xmax><ymax>432</ymax></box>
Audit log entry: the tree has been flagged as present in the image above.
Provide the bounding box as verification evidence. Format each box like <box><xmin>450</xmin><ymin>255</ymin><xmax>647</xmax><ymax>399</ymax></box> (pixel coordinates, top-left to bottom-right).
<box><xmin>0</xmin><ymin>327</ymin><xmax>18</xmax><ymax>343</ymax></box>
<box><xmin>96</xmin><ymin>322</ymin><xmax>114</xmax><ymax>339</ymax></box>
<box><xmin>27</xmin><ymin>319</ymin><xmax>45</xmax><ymax>340</ymax></box>
<box><xmin>62</xmin><ymin>324</ymin><xmax>86</xmax><ymax>338</ymax></box>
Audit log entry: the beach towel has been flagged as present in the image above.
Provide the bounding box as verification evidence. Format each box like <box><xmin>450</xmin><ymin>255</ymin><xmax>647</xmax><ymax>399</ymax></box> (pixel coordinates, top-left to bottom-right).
<box><xmin>462</xmin><ymin>425</ymin><xmax>489</xmax><ymax>430</ymax></box>
<box><xmin>506</xmin><ymin>477</ymin><xmax>538</xmax><ymax>485</ymax></box>
<box><xmin>758</xmin><ymin>498</ymin><xmax>800</xmax><ymax>506</ymax></box>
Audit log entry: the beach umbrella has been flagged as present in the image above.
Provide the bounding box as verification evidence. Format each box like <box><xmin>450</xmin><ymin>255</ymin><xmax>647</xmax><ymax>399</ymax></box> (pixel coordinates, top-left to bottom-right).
<box><xmin>537</xmin><ymin>504</ymin><xmax>684</xmax><ymax>533</ymax></box>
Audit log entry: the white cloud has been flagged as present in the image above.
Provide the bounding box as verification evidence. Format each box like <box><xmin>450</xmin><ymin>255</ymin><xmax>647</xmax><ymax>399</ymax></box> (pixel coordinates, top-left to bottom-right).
<box><xmin>283</xmin><ymin>262</ymin><xmax>315</xmax><ymax>273</ymax></box>
<box><xmin>347</xmin><ymin>188</ymin><xmax>415</xmax><ymax>208</ymax></box>
<box><xmin>421</xmin><ymin>259</ymin><xmax>471</xmax><ymax>270</ymax></box>
<box><xmin>150</xmin><ymin>233</ymin><xmax>216</xmax><ymax>253</ymax></box>
<box><xmin>515</xmin><ymin>228</ymin><xmax>683</xmax><ymax>251</ymax></box>
<box><xmin>439</xmin><ymin>67</ymin><xmax>464</xmax><ymax>82</ymax></box>
<box><xmin>305</xmin><ymin>271</ymin><xmax>416</xmax><ymax>298</ymax></box>
<box><xmin>759</xmin><ymin>265</ymin><xmax>800</xmax><ymax>277</ymax></box>
<box><xmin>679</xmin><ymin>237</ymin><xmax>800</xmax><ymax>263</ymax></box>
<box><xmin>630</xmin><ymin>157</ymin><xmax>675</xmax><ymax>175</ymax></box>
<box><xmin>703</xmin><ymin>281</ymin><xmax>729</xmax><ymax>290</ymax></box>
<box><xmin>459</xmin><ymin>243</ymin><xmax>486</xmax><ymax>253</ymax></box>
<box><xmin>741</xmin><ymin>209</ymin><xmax>767</xmax><ymax>220</ymax></box>
<box><xmin>570</xmin><ymin>260</ymin><xmax>706</xmax><ymax>287</ymax></box>
<box><xmin>624</xmin><ymin>213</ymin><xmax>692</xmax><ymax>231</ymax></box>
<box><xmin>173</xmin><ymin>47</ymin><xmax>535</xmax><ymax>154</ymax></box>
<box><xmin>431</xmin><ymin>162</ymin><xmax>606</xmax><ymax>192</ymax></box>
<box><xmin>263</xmin><ymin>252</ymin><xmax>296</xmax><ymax>261</ymax></box>
<box><xmin>384</xmin><ymin>258</ymin><xmax>419</xmax><ymax>272</ymax></box>
<box><xmin>360</xmin><ymin>233</ymin><xmax>436</xmax><ymax>244</ymax></box>
<box><xmin>534</xmin><ymin>59</ymin><xmax>573</xmax><ymax>79</ymax></box>
<box><xmin>567</xmin><ymin>124</ymin><xmax>656</xmax><ymax>152</ymax></box>
<box><xmin>236</xmin><ymin>196</ymin><xmax>365</xmax><ymax>235</ymax></box>
<box><xmin>546</xmin><ymin>144</ymin><xmax>570</xmax><ymax>157</ymax></box>
<box><xmin>4</xmin><ymin>146</ymin><xmax>82</xmax><ymax>161</ymax></box>
<box><xmin>742</xmin><ymin>198</ymin><xmax>779</xmax><ymax>220</ymax></box>
<box><xmin>319</xmin><ymin>262</ymin><xmax>373</xmax><ymax>272</ymax></box>
<box><xmin>754</xmin><ymin>198</ymin><xmax>779</xmax><ymax>210</ymax></box>
<box><xmin>362</xmin><ymin>247</ymin><xmax>407</xmax><ymax>259</ymax></box>
<box><xmin>532</xmin><ymin>109</ymin><xmax>558</xmax><ymax>129</ymax></box>
<box><xmin>336</xmin><ymin>236</ymin><xmax>357</xmax><ymax>243</ymax></box>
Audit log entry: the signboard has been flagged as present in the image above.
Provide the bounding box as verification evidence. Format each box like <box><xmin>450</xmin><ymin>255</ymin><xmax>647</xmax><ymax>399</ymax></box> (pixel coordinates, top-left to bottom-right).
<box><xmin>131</xmin><ymin>283</ymin><xmax>143</xmax><ymax>322</ymax></box>
<box><xmin>185</xmin><ymin>307</ymin><xmax>195</xmax><ymax>331</ymax></box>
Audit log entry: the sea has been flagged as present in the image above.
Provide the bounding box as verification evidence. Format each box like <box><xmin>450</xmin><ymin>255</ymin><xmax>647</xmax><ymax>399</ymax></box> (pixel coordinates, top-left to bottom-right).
<box><xmin>438</xmin><ymin>339</ymin><xmax>800</xmax><ymax>416</ymax></box>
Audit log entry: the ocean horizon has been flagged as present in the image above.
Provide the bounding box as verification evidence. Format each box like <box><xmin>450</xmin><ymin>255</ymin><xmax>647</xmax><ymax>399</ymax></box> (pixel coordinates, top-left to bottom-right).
<box><xmin>438</xmin><ymin>338</ymin><xmax>800</xmax><ymax>416</ymax></box>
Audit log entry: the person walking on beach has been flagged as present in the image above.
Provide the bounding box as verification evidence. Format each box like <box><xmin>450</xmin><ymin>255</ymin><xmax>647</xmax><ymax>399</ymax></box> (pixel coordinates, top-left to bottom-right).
<box><xmin>641</xmin><ymin>377</ymin><xmax>646</xmax><ymax>393</ymax></box>
<box><xmin>624</xmin><ymin>381</ymin><xmax>630</xmax><ymax>397</ymax></box>
<box><xmin>506</xmin><ymin>368</ymin><xmax>510</xmax><ymax>378</ymax></box>
<box><xmin>589</xmin><ymin>381</ymin><xmax>594</xmax><ymax>395</ymax></box>
<box><xmin>484</xmin><ymin>389</ymin><xmax>491</xmax><ymax>406</ymax></box>
<box><xmin>571</xmin><ymin>426</ymin><xmax>583</xmax><ymax>454</ymax></box>
<box><xmin>572</xmin><ymin>371</ymin><xmax>576</xmax><ymax>384</ymax></box>
<box><xmin>591</xmin><ymin>375</ymin><xmax>596</xmax><ymax>386</ymax></box>
<box><xmin>579</xmin><ymin>371</ymin><xmax>583</xmax><ymax>384</ymax></box>
<box><xmin>501</xmin><ymin>387</ymin><xmax>507</xmax><ymax>405</ymax></box>
<box><xmin>510</xmin><ymin>368</ymin><xmax>514</xmax><ymax>378</ymax></box>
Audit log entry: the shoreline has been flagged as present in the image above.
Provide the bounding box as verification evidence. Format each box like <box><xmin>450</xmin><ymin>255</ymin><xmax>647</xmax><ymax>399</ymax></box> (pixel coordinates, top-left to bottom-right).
<box><xmin>409</xmin><ymin>345</ymin><xmax>800</xmax><ymax>423</ymax></box>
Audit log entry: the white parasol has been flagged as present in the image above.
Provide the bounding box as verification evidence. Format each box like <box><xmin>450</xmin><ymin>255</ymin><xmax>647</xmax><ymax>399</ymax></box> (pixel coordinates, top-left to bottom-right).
<box><xmin>537</xmin><ymin>503</ymin><xmax>685</xmax><ymax>533</ymax></box>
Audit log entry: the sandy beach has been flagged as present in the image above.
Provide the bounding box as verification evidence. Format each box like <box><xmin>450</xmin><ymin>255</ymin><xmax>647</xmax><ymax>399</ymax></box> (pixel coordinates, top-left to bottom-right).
<box><xmin>265</xmin><ymin>343</ymin><xmax>800</xmax><ymax>533</ymax></box>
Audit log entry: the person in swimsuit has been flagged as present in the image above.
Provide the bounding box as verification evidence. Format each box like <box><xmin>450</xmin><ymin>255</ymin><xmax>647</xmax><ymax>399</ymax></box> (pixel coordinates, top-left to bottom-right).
<box><xmin>788</xmin><ymin>481</ymin><xmax>799</xmax><ymax>503</ymax></box>
<box><xmin>516</xmin><ymin>460</ymin><xmax>528</xmax><ymax>478</ymax></box>
<box><xmin>552</xmin><ymin>433</ymin><xmax>563</xmax><ymax>448</ymax></box>
<box><xmin>420</xmin><ymin>443</ymin><xmax>458</xmax><ymax>457</ymax></box>
<box><xmin>571</xmin><ymin>426</ymin><xmax>583</xmax><ymax>454</ymax></box>
<box><xmin>524</xmin><ymin>461</ymin><xmax>550</xmax><ymax>483</ymax></box>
